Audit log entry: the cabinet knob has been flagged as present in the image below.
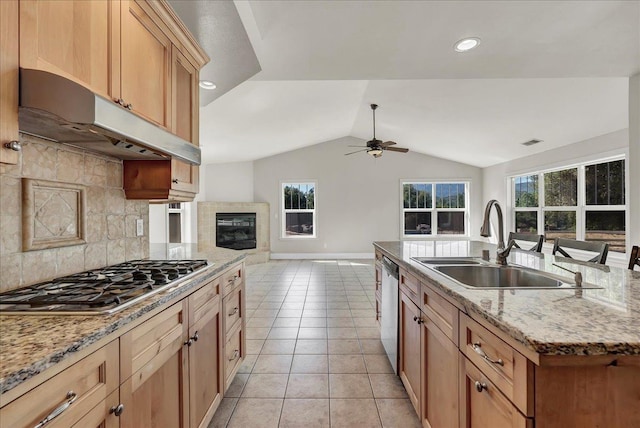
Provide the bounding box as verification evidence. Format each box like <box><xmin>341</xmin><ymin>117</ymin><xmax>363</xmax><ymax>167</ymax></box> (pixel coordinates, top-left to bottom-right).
<box><xmin>184</xmin><ymin>338</ymin><xmax>194</xmax><ymax>347</ymax></box>
<box><xmin>4</xmin><ymin>141</ymin><xmax>21</xmax><ymax>152</ymax></box>
<box><xmin>125</xmin><ymin>103</ymin><xmax>133</xmax><ymax>110</ymax></box>
<box><xmin>172</xmin><ymin>179</ymin><xmax>179</xmax><ymax>184</ymax></box>
<box><xmin>110</xmin><ymin>403</ymin><xmax>125</xmax><ymax>417</ymax></box>
<box><xmin>228</xmin><ymin>306</ymin><xmax>239</xmax><ymax>316</ymax></box>
<box><xmin>413</xmin><ymin>316</ymin><xmax>423</xmax><ymax>324</ymax></box>
<box><xmin>191</xmin><ymin>331</ymin><xmax>199</xmax><ymax>342</ymax></box>
<box><xmin>474</xmin><ymin>381</ymin><xmax>488</xmax><ymax>393</ymax></box>
<box><xmin>113</xmin><ymin>98</ymin><xmax>124</xmax><ymax>106</ymax></box>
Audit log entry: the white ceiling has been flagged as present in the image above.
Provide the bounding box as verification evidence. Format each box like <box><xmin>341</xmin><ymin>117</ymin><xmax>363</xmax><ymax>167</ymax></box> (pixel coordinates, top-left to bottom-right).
<box><xmin>184</xmin><ymin>1</ymin><xmax>640</xmax><ymax>166</ymax></box>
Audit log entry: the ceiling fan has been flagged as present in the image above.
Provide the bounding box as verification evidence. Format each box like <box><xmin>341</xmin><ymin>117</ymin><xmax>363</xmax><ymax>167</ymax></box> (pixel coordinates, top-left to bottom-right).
<box><xmin>345</xmin><ymin>104</ymin><xmax>409</xmax><ymax>158</ymax></box>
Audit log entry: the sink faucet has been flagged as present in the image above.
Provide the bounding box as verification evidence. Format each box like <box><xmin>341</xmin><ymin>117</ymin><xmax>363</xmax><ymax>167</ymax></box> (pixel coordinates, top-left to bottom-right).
<box><xmin>480</xmin><ymin>200</ymin><xmax>514</xmax><ymax>265</ymax></box>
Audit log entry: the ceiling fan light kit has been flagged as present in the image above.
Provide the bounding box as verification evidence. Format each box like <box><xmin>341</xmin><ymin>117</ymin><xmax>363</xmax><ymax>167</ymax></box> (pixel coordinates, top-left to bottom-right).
<box><xmin>344</xmin><ymin>103</ymin><xmax>409</xmax><ymax>158</ymax></box>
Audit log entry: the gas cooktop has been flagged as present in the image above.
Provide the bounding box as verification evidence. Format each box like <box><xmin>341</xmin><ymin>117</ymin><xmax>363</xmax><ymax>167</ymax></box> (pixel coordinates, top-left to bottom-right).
<box><xmin>0</xmin><ymin>259</ymin><xmax>208</xmax><ymax>315</ymax></box>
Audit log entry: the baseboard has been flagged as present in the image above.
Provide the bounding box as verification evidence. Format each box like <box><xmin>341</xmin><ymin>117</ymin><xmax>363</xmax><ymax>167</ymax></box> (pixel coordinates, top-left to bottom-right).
<box><xmin>270</xmin><ymin>252</ymin><xmax>375</xmax><ymax>260</ymax></box>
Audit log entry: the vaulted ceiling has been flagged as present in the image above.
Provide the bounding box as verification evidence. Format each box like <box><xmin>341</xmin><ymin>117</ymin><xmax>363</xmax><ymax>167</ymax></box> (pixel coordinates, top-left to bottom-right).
<box><xmin>170</xmin><ymin>0</ymin><xmax>640</xmax><ymax>167</ymax></box>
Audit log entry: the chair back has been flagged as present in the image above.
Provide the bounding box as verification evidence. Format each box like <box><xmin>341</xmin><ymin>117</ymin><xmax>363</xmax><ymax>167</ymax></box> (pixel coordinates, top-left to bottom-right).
<box><xmin>552</xmin><ymin>238</ymin><xmax>609</xmax><ymax>264</ymax></box>
<box><xmin>629</xmin><ymin>246</ymin><xmax>640</xmax><ymax>271</ymax></box>
<box><xmin>508</xmin><ymin>232</ymin><xmax>543</xmax><ymax>252</ymax></box>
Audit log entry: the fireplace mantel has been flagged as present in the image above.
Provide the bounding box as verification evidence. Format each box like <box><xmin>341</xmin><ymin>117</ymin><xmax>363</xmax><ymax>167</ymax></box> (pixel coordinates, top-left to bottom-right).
<box><xmin>197</xmin><ymin>202</ymin><xmax>270</xmax><ymax>264</ymax></box>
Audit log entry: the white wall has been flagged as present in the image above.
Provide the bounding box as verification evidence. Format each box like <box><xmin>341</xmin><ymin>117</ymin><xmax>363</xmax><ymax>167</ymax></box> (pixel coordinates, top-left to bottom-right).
<box><xmin>253</xmin><ymin>136</ymin><xmax>483</xmax><ymax>256</ymax></box>
<box><xmin>629</xmin><ymin>73</ymin><xmax>640</xmax><ymax>248</ymax></box>
<box><xmin>149</xmin><ymin>204</ymin><xmax>168</xmax><ymax>243</ymax></box>
<box><xmin>203</xmin><ymin>161</ymin><xmax>254</xmax><ymax>202</ymax></box>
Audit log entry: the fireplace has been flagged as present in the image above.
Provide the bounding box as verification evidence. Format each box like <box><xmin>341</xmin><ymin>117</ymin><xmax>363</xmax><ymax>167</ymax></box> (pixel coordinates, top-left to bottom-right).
<box><xmin>216</xmin><ymin>213</ymin><xmax>257</xmax><ymax>250</ymax></box>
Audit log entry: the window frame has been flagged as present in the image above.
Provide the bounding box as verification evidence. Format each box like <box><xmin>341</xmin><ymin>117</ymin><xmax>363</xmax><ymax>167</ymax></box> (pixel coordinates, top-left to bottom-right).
<box><xmin>280</xmin><ymin>181</ymin><xmax>317</xmax><ymax>239</ymax></box>
<box><xmin>400</xmin><ymin>180</ymin><xmax>470</xmax><ymax>239</ymax></box>
<box><xmin>511</xmin><ymin>155</ymin><xmax>626</xmax><ymax>252</ymax></box>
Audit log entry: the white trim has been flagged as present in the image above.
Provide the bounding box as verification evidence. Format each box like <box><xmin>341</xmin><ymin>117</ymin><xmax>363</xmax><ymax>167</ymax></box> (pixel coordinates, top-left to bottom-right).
<box><xmin>270</xmin><ymin>252</ymin><xmax>375</xmax><ymax>260</ymax></box>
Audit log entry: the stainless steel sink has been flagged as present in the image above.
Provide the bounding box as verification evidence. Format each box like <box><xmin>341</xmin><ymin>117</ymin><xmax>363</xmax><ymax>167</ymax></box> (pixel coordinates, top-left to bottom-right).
<box><xmin>412</xmin><ymin>257</ymin><xmax>486</xmax><ymax>266</ymax></box>
<box><xmin>434</xmin><ymin>265</ymin><xmax>562</xmax><ymax>289</ymax></box>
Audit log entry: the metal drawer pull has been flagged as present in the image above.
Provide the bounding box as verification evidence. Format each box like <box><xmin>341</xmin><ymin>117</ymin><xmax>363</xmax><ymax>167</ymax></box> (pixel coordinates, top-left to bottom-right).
<box><xmin>228</xmin><ymin>306</ymin><xmax>239</xmax><ymax>316</ymax></box>
<box><xmin>227</xmin><ymin>274</ymin><xmax>239</xmax><ymax>283</ymax></box>
<box><xmin>228</xmin><ymin>349</ymin><xmax>240</xmax><ymax>361</ymax></box>
<box><xmin>474</xmin><ymin>380</ymin><xmax>488</xmax><ymax>393</ymax></box>
<box><xmin>34</xmin><ymin>391</ymin><xmax>78</xmax><ymax>428</ymax></box>
<box><xmin>472</xmin><ymin>342</ymin><xmax>504</xmax><ymax>366</ymax></box>
<box><xmin>110</xmin><ymin>403</ymin><xmax>125</xmax><ymax>417</ymax></box>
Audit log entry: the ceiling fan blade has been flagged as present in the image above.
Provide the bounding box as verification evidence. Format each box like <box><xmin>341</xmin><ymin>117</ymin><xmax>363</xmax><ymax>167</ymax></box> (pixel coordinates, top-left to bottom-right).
<box><xmin>380</xmin><ymin>141</ymin><xmax>397</xmax><ymax>147</ymax></box>
<box><xmin>384</xmin><ymin>147</ymin><xmax>409</xmax><ymax>153</ymax></box>
<box><xmin>344</xmin><ymin>148</ymin><xmax>369</xmax><ymax>156</ymax></box>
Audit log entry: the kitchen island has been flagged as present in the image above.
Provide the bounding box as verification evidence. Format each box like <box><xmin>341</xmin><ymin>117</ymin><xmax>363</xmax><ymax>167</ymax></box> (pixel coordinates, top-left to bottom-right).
<box><xmin>374</xmin><ymin>240</ymin><xmax>640</xmax><ymax>428</ymax></box>
<box><xmin>0</xmin><ymin>245</ymin><xmax>246</xmax><ymax>427</ymax></box>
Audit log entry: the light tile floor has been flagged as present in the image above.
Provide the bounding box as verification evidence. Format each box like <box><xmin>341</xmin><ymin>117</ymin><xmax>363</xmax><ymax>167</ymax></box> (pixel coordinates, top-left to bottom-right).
<box><xmin>208</xmin><ymin>259</ymin><xmax>421</xmax><ymax>428</ymax></box>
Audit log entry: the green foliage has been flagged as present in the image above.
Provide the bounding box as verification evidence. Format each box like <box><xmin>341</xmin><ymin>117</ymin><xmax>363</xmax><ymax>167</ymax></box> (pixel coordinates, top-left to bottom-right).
<box><xmin>284</xmin><ymin>185</ymin><xmax>314</xmax><ymax>210</ymax></box>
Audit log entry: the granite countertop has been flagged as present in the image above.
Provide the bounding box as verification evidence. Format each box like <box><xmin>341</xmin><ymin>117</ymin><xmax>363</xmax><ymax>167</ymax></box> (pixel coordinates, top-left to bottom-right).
<box><xmin>374</xmin><ymin>240</ymin><xmax>640</xmax><ymax>357</ymax></box>
<box><xmin>0</xmin><ymin>245</ymin><xmax>245</xmax><ymax>396</ymax></box>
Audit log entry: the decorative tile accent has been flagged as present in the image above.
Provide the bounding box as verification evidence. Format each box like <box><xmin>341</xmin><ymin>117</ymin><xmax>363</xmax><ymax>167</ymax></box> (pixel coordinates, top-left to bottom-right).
<box><xmin>22</xmin><ymin>179</ymin><xmax>86</xmax><ymax>251</ymax></box>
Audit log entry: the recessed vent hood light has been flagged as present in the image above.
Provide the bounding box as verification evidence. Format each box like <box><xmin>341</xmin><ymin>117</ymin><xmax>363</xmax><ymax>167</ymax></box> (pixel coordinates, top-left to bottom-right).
<box><xmin>522</xmin><ymin>139</ymin><xmax>543</xmax><ymax>146</ymax></box>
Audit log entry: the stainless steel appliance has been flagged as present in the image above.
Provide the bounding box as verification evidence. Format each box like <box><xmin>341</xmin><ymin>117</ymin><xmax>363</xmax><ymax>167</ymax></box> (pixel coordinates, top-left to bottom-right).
<box><xmin>18</xmin><ymin>69</ymin><xmax>201</xmax><ymax>165</ymax></box>
<box><xmin>380</xmin><ymin>256</ymin><xmax>399</xmax><ymax>373</ymax></box>
<box><xmin>0</xmin><ymin>260</ymin><xmax>208</xmax><ymax>315</ymax></box>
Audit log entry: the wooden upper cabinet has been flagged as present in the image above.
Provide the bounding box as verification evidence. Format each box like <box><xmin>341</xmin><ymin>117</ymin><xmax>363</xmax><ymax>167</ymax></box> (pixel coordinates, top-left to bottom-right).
<box><xmin>120</xmin><ymin>0</ymin><xmax>171</xmax><ymax>128</ymax></box>
<box><xmin>19</xmin><ymin>0</ymin><xmax>118</xmax><ymax>100</ymax></box>
<box><xmin>172</xmin><ymin>45</ymin><xmax>199</xmax><ymax>144</ymax></box>
<box><xmin>0</xmin><ymin>0</ymin><xmax>20</xmax><ymax>165</ymax></box>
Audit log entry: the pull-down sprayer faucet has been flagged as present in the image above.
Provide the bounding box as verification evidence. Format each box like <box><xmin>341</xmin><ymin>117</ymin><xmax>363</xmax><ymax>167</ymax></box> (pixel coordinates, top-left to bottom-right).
<box><xmin>480</xmin><ymin>200</ymin><xmax>515</xmax><ymax>265</ymax></box>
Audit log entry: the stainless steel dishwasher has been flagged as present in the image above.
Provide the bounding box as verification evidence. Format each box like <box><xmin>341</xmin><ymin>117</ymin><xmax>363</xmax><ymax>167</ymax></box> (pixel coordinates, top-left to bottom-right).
<box><xmin>380</xmin><ymin>256</ymin><xmax>399</xmax><ymax>373</ymax></box>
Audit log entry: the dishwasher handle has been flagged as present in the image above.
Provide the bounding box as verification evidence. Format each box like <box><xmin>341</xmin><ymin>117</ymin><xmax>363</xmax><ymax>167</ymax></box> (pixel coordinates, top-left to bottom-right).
<box><xmin>382</xmin><ymin>256</ymin><xmax>399</xmax><ymax>280</ymax></box>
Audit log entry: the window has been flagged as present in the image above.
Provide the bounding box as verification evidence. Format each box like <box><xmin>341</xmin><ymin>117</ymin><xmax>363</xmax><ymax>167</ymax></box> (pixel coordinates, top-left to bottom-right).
<box><xmin>282</xmin><ymin>182</ymin><xmax>316</xmax><ymax>238</ymax></box>
<box><xmin>402</xmin><ymin>182</ymin><xmax>468</xmax><ymax>237</ymax></box>
<box><xmin>511</xmin><ymin>158</ymin><xmax>626</xmax><ymax>252</ymax></box>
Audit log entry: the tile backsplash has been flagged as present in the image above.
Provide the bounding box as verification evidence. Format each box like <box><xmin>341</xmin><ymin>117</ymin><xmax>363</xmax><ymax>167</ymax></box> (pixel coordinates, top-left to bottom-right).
<box><xmin>0</xmin><ymin>134</ymin><xmax>149</xmax><ymax>292</ymax></box>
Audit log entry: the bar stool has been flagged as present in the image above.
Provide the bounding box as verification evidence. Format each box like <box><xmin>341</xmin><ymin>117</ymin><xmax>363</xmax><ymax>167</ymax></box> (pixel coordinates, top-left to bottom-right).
<box><xmin>552</xmin><ymin>238</ymin><xmax>609</xmax><ymax>264</ymax></box>
<box><xmin>629</xmin><ymin>246</ymin><xmax>640</xmax><ymax>270</ymax></box>
<box><xmin>508</xmin><ymin>232</ymin><xmax>544</xmax><ymax>252</ymax></box>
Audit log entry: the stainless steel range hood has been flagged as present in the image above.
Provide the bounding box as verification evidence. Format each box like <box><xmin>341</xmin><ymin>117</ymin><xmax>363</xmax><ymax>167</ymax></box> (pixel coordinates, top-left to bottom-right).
<box><xmin>18</xmin><ymin>69</ymin><xmax>201</xmax><ymax>165</ymax></box>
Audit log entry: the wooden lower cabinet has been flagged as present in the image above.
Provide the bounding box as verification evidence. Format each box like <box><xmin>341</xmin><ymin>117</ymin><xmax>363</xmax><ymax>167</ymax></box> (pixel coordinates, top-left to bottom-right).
<box><xmin>188</xmin><ymin>287</ymin><xmax>222</xmax><ymax>428</ymax></box>
<box><xmin>399</xmin><ymin>290</ymin><xmax>422</xmax><ymax>415</ymax></box>
<box><xmin>459</xmin><ymin>355</ymin><xmax>532</xmax><ymax>428</ymax></box>
<box><xmin>422</xmin><ymin>316</ymin><xmax>459</xmax><ymax>428</ymax></box>
<box><xmin>120</xmin><ymin>301</ymin><xmax>189</xmax><ymax>428</ymax></box>
<box><xmin>0</xmin><ymin>340</ymin><xmax>119</xmax><ymax>428</ymax></box>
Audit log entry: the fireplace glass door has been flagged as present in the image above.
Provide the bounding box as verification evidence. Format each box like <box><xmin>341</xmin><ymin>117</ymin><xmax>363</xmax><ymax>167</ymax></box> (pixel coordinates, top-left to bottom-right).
<box><xmin>216</xmin><ymin>213</ymin><xmax>257</xmax><ymax>250</ymax></box>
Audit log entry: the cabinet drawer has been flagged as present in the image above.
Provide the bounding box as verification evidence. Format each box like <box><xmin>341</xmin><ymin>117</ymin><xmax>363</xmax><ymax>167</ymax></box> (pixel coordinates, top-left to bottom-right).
<box><xmin>422</xmin><ymin>282</ymin><xmax>458</xmax><ymax>344</ymax></box>
<box><xmin>399</xmin><ymin>268</ymin><xmax>420</xmax><ymax>306</ymax></box>
<box><xmin>0</xmin><ymin>340</ymin><xmax>119</xmax><ymax>428</ymax></box>
<box><xmin>223</xmin><ymin>285</ymin><xmax>242</xmax><ymax>335</ymax></box>
<box><xmin>190</xmin><ymin>277</ymin><xmax>220</xmax><ymax>326</ymax></box>
<box><xmin>460</xmin><ymin>314</ymin><xmax>533</xmax><ymax>416</ymax></box>
<box><xmin>459</xmin><ymin>355</ymin><xmax>532</xmax><ymax>428</ymax></box>
<box><xmin>121</xmin><ymin>301</ymin><xmax>186</xmax><ymax>380</ymax></box>
<box><xmin>222</xmin><ymin>264</ymin><xmax>243</xmax><ymax>296</ymax></box>
<box><xmin>224</xmin><ymin>325</ymin><xmax>243</xmax><ymax>386</ymax></box>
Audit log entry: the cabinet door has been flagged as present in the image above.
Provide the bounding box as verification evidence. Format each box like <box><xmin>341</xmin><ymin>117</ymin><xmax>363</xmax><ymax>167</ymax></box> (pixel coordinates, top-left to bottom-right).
<box><xmin>19</xmin><ymin>0</ymin><xmax>118</xmax><ymax>100</ymax></box>
<box><xmin>422</xmin><ymin>316</ymin><xmax>459</xmax><ymax>428</ymax></box>
<box><xmin>120</xmin><ymin>302</ymin><xmax>189</xmax><ymax>428</ymax></box>
<box><xmin>0</xmin><ymin>0</ymin><xmax>19</xmax><ymax>164</ymax></box>
<box><xmin>188</xmin><ymin>293</ymin><xmax>222</xmax><ymax>428</ymax></box>
<box><xmin>399</xmin><ymin>291</ymin><xmax>421</xmax><ymax>416</ymax></box>
<box><xmin>459</xmin><ymin>355</ymin><xmax>531</xmax><ymax>428</ymax></box>
<box><xmin>171</xmin><ymin>159</ymin><xmax>199</xmax><ymax>194</ymax></box>
<box><xmin>120</xmin><ymin>0</ymin><xmax>171</xmax><ymax>128</ymax></box>
<box><xmin>172</xmin><ymin>45</ymin><xmax>198</xmax><ymax>144</ymax></box>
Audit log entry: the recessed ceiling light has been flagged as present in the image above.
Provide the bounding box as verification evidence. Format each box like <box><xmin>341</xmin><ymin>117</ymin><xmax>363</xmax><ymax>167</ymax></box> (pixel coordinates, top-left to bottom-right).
<box><xmin>199</xmin><ymin>80</ymin><xmax>217</xmax><ymax>90</ymax></box>
<box><xmin>454</xmin><ymin>37</ymin><xmax>481</xmax><ymax>53</ymax></box>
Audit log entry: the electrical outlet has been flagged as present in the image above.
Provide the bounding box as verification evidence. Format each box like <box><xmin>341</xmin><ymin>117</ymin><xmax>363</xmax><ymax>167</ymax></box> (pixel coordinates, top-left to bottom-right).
<box><xmin>136</xmin><ymin>219</ymin><xmax>144</xmax><ymax>236</ymax></box>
